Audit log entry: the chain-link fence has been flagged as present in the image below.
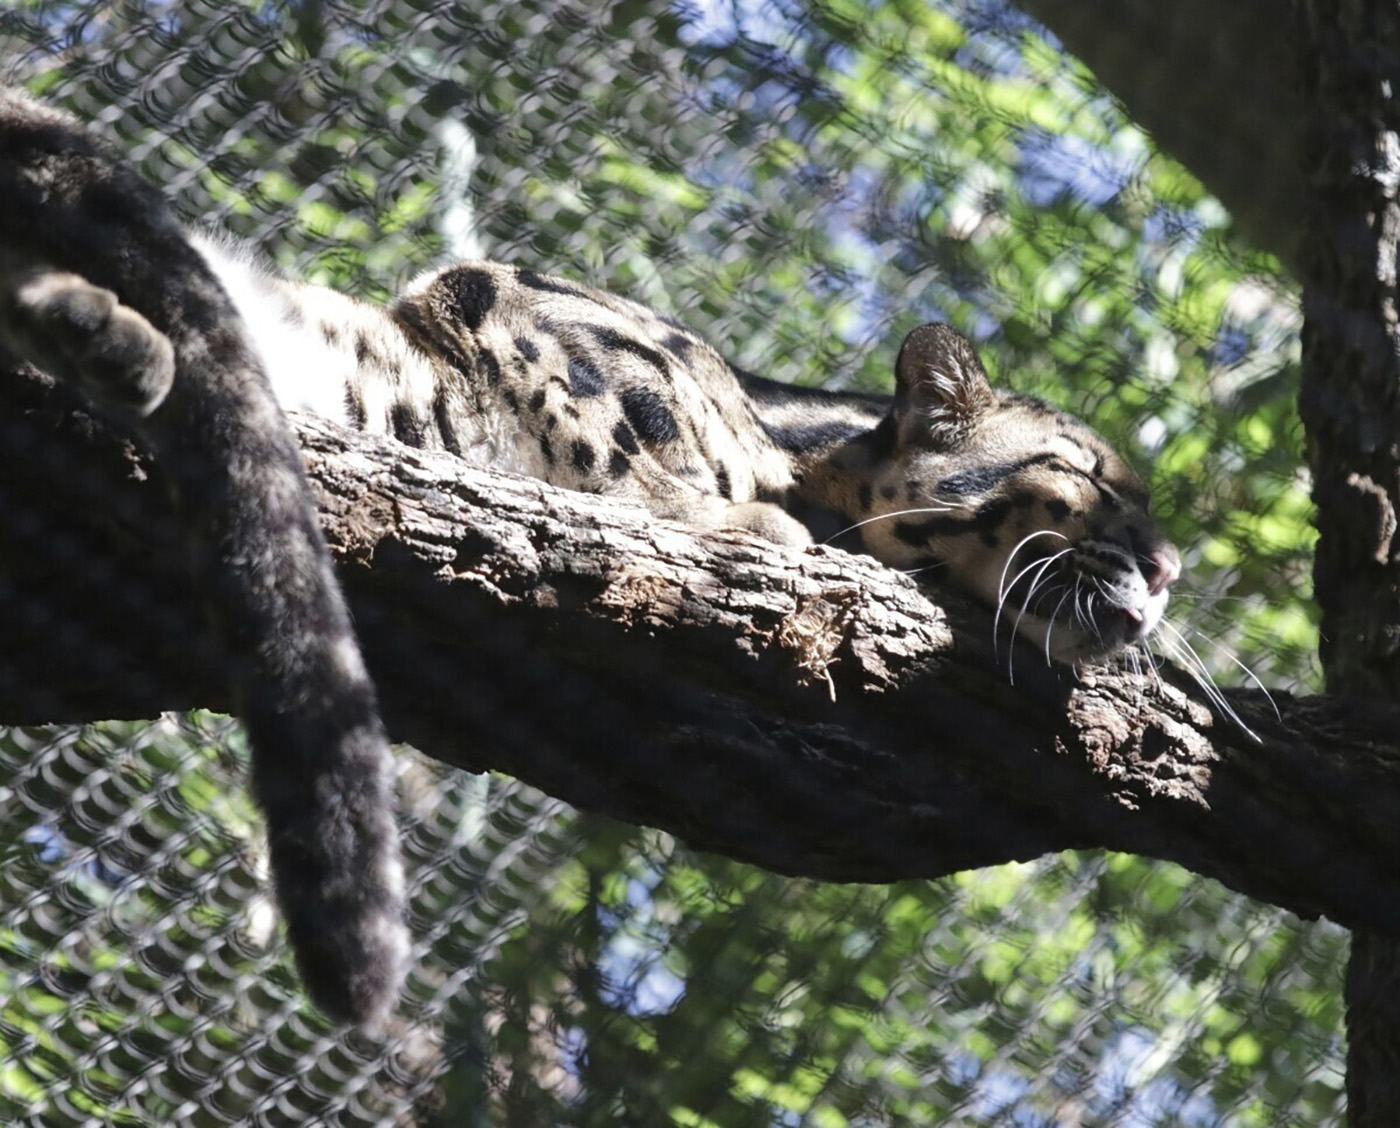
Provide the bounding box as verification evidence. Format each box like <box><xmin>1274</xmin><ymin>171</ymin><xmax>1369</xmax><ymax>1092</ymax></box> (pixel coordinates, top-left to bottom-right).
<box><xmin>0</xmin><ymin>1</ymin><xmax>1342</xmax><ymax>1124</ymax></box>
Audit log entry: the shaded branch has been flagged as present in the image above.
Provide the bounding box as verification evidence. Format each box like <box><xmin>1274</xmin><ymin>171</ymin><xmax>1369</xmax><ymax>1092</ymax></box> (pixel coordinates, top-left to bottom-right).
<box><xmin>1015</xmin><ymin>0</ymin><xmax>1303</xmax><ymax>269</ymax></box>
<box><xmin>1</xmin><ymin>391</ymin><xmax>1398</xmax><ymax>938</ymax></box>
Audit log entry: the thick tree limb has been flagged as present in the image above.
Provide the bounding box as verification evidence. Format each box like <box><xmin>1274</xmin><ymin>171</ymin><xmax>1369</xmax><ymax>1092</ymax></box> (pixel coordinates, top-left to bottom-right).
<box><xmin>1</xmin><ymin>392</ymin><xmax>1398</xmax><ymax>942</ymax></box>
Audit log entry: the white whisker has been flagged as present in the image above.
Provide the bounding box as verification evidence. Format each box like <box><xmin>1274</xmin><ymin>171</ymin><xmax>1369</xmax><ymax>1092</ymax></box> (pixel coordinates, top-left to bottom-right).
<box><xmin>1142</xmin><ymin>640</ymin><xmax>1165</xmax><ymax>693</ymax></box>
<box><xmin>995</xmin><ymin>547</ymin><xmax>1072</xmax><ymax>654</ymax></box>
<box><xmin>1157</xmin><ymin>622</ymin><xmax>1262</xmax><ymax>742</ymax></box>
<box><xmin>993</xmin><ymin>531</ymin><xmax>1071</xmax><ymax>662</ymax></box>
<box><xmin>1169</xmin><ymin>592</ymin><xmax>1287</xmax><ymax>609</ymax></box>
<box><xmin>1071</xmin><ymin>577</ymin><xmax>1088</xmax><ymax>632</ymax></box>
<box><xmin>1184</xmin><ymin>625</ymin><xmax>1281</xmax><ymax>721</ymax></box>
<box><xmin>1008</xmin><ymin>552</ymin><xmax>1072</xmax><ymax>684</ymax></box>
<box><xmin>1081</xmin><ymin>580</ymin><xmax>1104</xmax><ymax>643</ymax></box>
<box><xmin>822</xmin><ymin>505</ymin><xmax>963</xmax><ymax>545</ymax></box>
<box><xmin>901</xmin><ymin>561</ymin><xmax>949</xmax><ymax>577</ymax></box>
<box><xmin>996</xmin><ymin>530</ymin><xmax>1070</xmax><ymax>607</ymax></box>
<box><xmin>1044</xmin><ymin>588</ymin><xmax>1073</xmax><ymax>665</ymax></box>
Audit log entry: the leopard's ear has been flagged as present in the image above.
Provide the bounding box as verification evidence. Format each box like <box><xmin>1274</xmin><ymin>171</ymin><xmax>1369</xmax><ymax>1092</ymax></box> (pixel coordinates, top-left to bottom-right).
<box><xmin>892</xmin><ymin>322</ymin><xmax>996</xmax><ymax>447</ymax></box>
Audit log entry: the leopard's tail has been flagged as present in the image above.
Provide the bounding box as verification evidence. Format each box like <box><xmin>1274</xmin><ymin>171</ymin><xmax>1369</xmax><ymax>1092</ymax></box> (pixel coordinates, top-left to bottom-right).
<box><xmin>0</xmin><ymin>89</ymin><xmax>408</xmax><ymax>1028</ymax></box>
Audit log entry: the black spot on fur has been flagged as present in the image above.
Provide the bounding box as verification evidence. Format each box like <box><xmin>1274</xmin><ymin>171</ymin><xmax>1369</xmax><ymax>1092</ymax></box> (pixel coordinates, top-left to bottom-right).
<box><xmin>516</xmin><ymin>336</ymin><xmax>539</xmax><ymax>362</ymax></box>
<box><xmin>1096</xmin><ymin>484</ymin><xmax>1123</xmax><ymax>509</ymax></box>
<box><xmin>545</xmin><ymin>412</ymin><xmax>559</xmax><ymax>432</ymax></box>
<box><xmin>880</xmin><ymin>483</ymin><xmax>897</xmax><ymax>501</ymax></box>
<box><xmin>344</xmin><ymin>386</ymin><xmax>367</xmax><ymax>429</ymax></box>
<box><xmin>1125</xmin><ymin>524</ymin><xmax>1153</xmax><ymax>560</ymax></box>
<box><xmin>447</xmin><ymin>268</ymin><xmax>497</xmax><ymax>330</ymax></box>
<box><xmin>564</xmin><ymin>403</ymin><xmax>580</xmax><ymax>420</ymax></box>
<box><xmin>518</xmin><ymin>269</ymin><xmax>597</xmax><ymax>302</ymax></box>
<box><xmin>321</xmin><ymin>323</ymin><xmax>340</xmax><ymax>345</ymax></box>
<box><xmin>937</xmin><ymin>453</ymin><xmax>1058</xmax><ymax>498</ymax></box>
<box><xmin>354</xmin><ymin>333</ymin><xmax>374</xmax><ymax>366</ymax></box>
<box><xmin>568</xmin><ymin>356</ymin><xmax>606</xmax><ymax>397</ymax></box>
<box><xmin>609</xmin><ymin>449</ymin><xmax>630</xmax><ymax>477</ymax></box>
<box><xmin>572</xmin><ymin>439</ymin><xmax>596</xmax><ymax>472</ymax></box>
<box><xmin>1005</xmin><ymin>393</ymin><xmax>1061</xmax><ymax>417</ymax></box>
<box><xmin>895</xmin><ymin>493</ymin><xmax>1040</xmax><ymax>549</ymax></box>
<box><xmin>587</xmin><ymin>325</ymin><xmax>671</xmax><ymax>375</ymax></box>
<box><xmin>894</xmin><ymin>521</ymin><xmax>932</xmax><ymax>548</ymax></box>
<box><xmin>760</xmin><ymin>418</ymin><xmax>866</xmax><ymax>453</ymax></box>
<box><xmin>540</xmin><ymin>435</ymin><xmax>554</xmax><ymax>464</ymax></box>
<box><xmin>432</xmin><ymin>387</ymin><xmax>462</xmax><ymax>455</ymax></box>
<box><xmin>976</xmin><ymin>493</ymin><xmax>1036</xmax><ymax>546</ymax></box>
<box><xmin>858</xmin><ymin>482</ymin><xmax>873</xmax><ymax>512</ymax></box>
<box><xmin>661</xmin><ymin>332</ymin><xmax>693</xmax><ymax>360</ymax></box>
<box><xmin>390</xmin><ymin>402</ymin><xmax>425</xmax><ymax>448</ymax></box>
<box><xmin>503</xmin><ymin>387</ymin><xmax>519</xmax><ymax>412</ymax></box>
<box><xmin>528</xmin><ymin>388</ymin><xmax>546</xmax><ymax>413</ymax></box>
<box><xmin>620</xmin><ymin>385</ymin><xmax>679</xmax><ymax>443</ymax></box>
<box><xmin>612</xmin><ymin>420</ymin><xmax>640</xmax><ymax>455</ymax></box>
<box><xmin>715</xmin><ymin>464</ymin><xmax>732</xmax><ymax>500</ymax></box>
<box><xmin>863</xmin><ymin>413</ymin><xmax>899</xmax><ymax>460</ymax></box>
<box><xmin>1045</xmin><ymin>498</ymin><xmax>1071</xmax><ymax>521</ymax></box>
<box><xmin>479</xmin><ymin>348</ymin><xmax>502</xmax><ymax>385</ymax></box>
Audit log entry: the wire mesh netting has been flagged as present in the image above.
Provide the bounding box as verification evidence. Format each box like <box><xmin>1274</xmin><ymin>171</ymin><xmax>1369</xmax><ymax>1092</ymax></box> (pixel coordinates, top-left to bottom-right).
<box><xmin>0</xmin><ymin>0</ymin><xmax>1343</xmax><ymax>1124</ymax></box>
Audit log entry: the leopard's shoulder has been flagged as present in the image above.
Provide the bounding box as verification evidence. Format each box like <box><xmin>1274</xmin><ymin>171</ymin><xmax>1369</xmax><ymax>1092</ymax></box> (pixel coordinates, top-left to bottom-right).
<box><xmin>392</xmin><ymin>262</ymin><xmax>802</xmax><ymax>510</ymax></box>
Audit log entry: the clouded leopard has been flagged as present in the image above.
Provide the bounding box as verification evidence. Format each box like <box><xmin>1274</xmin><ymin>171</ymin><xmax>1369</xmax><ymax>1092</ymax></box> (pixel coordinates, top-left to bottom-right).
<box><xmin>208</xmin><ymin>243</ymin><xmax>1180</xmax><ymax>663</ymax></box>
<box><xmin>0</xmin><ymin>88</ymin><xmax>1179</xmax><ymax>1027</ymax></box>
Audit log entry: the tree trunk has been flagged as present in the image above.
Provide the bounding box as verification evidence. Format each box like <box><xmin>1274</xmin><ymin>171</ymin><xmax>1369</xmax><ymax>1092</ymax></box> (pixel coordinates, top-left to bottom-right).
<box><xmin>1293</xmin><ymin>0</ymin><xmax>1400</xmax><ymax>1116</ymax></box>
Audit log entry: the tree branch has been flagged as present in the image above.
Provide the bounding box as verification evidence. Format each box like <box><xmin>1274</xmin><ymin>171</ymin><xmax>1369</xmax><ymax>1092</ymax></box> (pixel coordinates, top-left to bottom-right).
<box><xmin>1015</xmin><ymin>0</ymin><xmax>1303</xmax><ymax>269</ymax></box>
<box><xmin>2</xmin><ymin>389</ymin><xmax>1398</xmax><ymax>939</ymax></box>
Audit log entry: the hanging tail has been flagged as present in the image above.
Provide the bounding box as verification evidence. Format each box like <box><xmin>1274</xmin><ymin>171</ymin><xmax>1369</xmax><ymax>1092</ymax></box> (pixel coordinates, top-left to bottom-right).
<box><xmin>0</xmin><ymin>88</ymin><xmax>408</xmax><ymax>1028</ymax></box>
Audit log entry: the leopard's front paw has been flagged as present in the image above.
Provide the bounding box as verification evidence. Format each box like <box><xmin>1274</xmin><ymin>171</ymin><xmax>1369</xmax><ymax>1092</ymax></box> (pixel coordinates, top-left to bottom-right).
<box><xmin>722</xmin><ymin>501</ymin><xmax>814</xmax><ymax>548</ymax></box>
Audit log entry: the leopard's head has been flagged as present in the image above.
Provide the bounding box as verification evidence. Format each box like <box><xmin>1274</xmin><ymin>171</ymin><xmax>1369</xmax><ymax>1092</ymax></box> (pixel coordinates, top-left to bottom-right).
<box><xmin>857</xmin><ymin>323</ymin><xmax>1179</xmax><ymax>663</ymax></box>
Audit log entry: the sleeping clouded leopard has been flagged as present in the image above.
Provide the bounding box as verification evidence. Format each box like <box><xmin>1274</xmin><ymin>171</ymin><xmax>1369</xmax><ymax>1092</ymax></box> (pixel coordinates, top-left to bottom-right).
<box><xmin>1</xmin><ymin>87</ymin><xmax>1178</xmax><ymax>1030</ymax></box>
<box><xmin>205</xmin><ymin>242</ymin><xmax>1181</xmax><ymax>665</ymax></box>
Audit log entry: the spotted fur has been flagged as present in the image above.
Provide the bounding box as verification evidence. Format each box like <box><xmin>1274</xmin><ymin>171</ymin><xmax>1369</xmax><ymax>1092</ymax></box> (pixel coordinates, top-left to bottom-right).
<box><xmin>0</xmin><ymin>89</ymin><xmax>408</xmax><ymax>1030</ymax></box>
<box><xmin>212</xmin><ymin>259</ymin><xmax>1180</xmax><ymax>663</ymax></box>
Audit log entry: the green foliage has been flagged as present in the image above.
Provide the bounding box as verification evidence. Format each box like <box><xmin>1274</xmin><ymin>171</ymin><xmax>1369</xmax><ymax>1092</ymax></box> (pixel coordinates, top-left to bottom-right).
<box><xmin>0</xmin><ymin>0</ymin><xmax>1340</xmax><ymax>1123</ymax></box>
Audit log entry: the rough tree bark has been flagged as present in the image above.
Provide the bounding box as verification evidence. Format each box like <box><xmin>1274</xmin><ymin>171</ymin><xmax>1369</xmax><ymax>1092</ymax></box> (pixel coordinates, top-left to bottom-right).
<box><xmin>2</xmin><ymin>382</ymin><xmax>1400</xmax><ymax>939</ymax></box>
<box><xmin>1294</xmin><ymin>0</ymin><xmax>1400</xmax><ymax>1118</ymax></box>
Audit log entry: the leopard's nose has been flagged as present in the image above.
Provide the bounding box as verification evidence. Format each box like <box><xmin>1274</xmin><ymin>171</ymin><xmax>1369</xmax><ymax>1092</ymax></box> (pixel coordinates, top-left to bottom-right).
<box><xmin>1144</xmin><ymin>545</ymin><xmax>1181</xmax><ymax>596</ymax></box>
